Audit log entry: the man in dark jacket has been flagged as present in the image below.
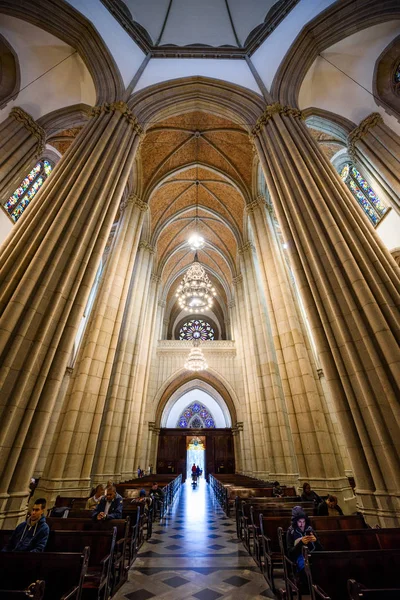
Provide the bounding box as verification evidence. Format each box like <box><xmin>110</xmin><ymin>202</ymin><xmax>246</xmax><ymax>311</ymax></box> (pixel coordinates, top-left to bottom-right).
<box><xmin>2</xmin><ymin>498</ymin><xmax>49</xmax><ymax>552</ymax></box>
<box><xmin>92</xmin><ymin>485</ymin><xmax>123</xmax><ymax>521</ymax></box>
<box><xmin>317</xmin><ymin>494</ymin><xmax>343</xmax><ymax>516</ymax></box>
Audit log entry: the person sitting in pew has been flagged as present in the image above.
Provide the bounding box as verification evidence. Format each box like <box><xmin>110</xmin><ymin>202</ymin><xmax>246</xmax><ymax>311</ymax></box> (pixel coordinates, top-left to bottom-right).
<box><xmin>286</xmin><ymin>506</ymin><xmax>323</xmax><ymax>593</ymax></box>
<box><xmin>301</xmin><ymin>482</ymin><xmax>322</xmax><ymax>506</ymax></box>
<box><xmin>317</xmin><ymin>494</ymin><xmax>343</xmax><ymax>516</ymax></box>
<box><xmin>150</xmin><ymin>482</ymin><xmax>164</xmax><ymax>501</ymax></box>
<box><xmin>1</xmin><ymin>498</ymin><xmax>49</xmax><ymax>552</ymax></box>
<box><xmin>131</xmin><ymin>489</ymin><xmax>152</xmax><ymax>514</ymax></box>
<box><xmin>272</xmin><ymin>481</ymin><xmax>283</xmax><ymax>497</ymax></box>
<box><xmin>92</xmin><ymin>485</ymin><xmax>123</xmax><ymax>521</ymax></box>
<box><xmin>86</xmin><ymin>484</ymin><xmax>105</xmax><ymax>510</ymax></box>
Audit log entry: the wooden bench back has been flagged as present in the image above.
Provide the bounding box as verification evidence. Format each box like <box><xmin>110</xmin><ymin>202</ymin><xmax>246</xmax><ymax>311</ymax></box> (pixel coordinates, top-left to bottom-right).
<box><xmin>305</xmin><ymin>549</ymin><xmax>400</xmax><ymax>600</ymax></box>
<box><xmin>0</xmin><ymin>550</ymin><xmax>88</xmax><ymax>600</ymax></box>
<box><xmin>47</xmin><ymin>529</ymin><xmax>116</xmax><ymax>567</ymax></box>
<box><xmin>47</xmin><ymin>517</ymin><xmax>129</xmax><ymax>540</ymax></box>
<box><xmin>317</xmin><ymin>528</ymin><xmax>400</xmax><ymax>552</ymax></box>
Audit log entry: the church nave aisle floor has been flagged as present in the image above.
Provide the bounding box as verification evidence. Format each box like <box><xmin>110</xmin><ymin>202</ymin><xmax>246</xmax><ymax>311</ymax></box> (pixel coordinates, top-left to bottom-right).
<box><xmin>115</xmin><ymin>478</ymin><xmax>275</xmax><ymax>600</ymax></box>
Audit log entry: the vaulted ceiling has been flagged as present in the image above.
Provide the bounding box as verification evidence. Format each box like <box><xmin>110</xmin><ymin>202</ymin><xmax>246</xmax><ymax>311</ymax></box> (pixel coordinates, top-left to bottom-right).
<box><xmin>138</xmin><ymin>109</ymin><xmax>255</xmax><ymax>311</ymax></box>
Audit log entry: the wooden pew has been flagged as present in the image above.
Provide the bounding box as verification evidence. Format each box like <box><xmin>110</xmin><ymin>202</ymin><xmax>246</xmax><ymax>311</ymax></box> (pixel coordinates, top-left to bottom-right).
<box><xmin>0</xmin><ymin>550</ymin><xmax>89</xmax><ymax>600</ymax></box>
<box><xmin>260</xmin><ymin>515</ymin><xmax>368</xmax><ymax>591</ymax></box>
<box><xmin>304</xmin><ymin>548</ymin><xmax>400</xmax><ymax>600</ymax></box>
<box><xmin>0</xmin><ymin>580</ymin><xmax>45</xmax><ymax>600</ymax></box>
<box><xmin>348</xmin><ymin>579</ymin><xmax>400</xmax><ymax>600</ymax></box>
<box><xmin>47</xmin><ymin>517</ymin><xmax>130</xmax><ymax>590</ymax></box>
<box><xmin>47</xmin><ymin>529</ymin><xmax>116</xmax><ymax>600</ymax></box>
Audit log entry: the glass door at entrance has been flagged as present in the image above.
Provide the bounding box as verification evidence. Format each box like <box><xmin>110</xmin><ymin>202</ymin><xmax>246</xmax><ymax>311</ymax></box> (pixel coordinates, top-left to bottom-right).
<box><xmin>187</xmin><ymin>435</ymin><xmax>205</xmax><ymax>479</ymax></box>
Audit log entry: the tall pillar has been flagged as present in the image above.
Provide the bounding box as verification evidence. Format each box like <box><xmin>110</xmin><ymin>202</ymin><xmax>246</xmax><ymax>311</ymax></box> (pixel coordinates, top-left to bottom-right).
<box><xmin>91</xmin><ymin>241</ymin><xmax>154</xmax><ymax>483</ymax></box>
<box><xmin>0</xmin><ymin>101</ymin><xmax>142</xmax><ymax>526</ymax></box>
<box><xmin>239</xmin><ymin>242</ymin><xmax>298</xmax><ymax>484</ymax></box>
<box><xmin>253</xmin><ymin>102</ymin><xmax>400</xmax><ymax>525</ymax></box>
<box><xmin>247</xmin><ymin>195</ymin><xmax>350</xmax><ymax>501</ymax></box>
<box><xmin>230</xmin><ymin>278</ymin><xmax>260</xmax><ymax>476</ymax></box>
<box><xmin>0</xmin><ymin>107</ymin><xmax>46</xmax><ymax>202</ymax></box>
<box><xmin>123</xmin><ymin>272</ymin><xmax>161</xmax><ymax>476</ymax></box>
<box><xmin>348</xmin><ymin>113</ymin><xmax>400</xmax><ymax>215</ymax></box>
<box><xmin>37</xmin><ymin>194</ymin><xmax>147</xmax><ymax>499</ymax></box>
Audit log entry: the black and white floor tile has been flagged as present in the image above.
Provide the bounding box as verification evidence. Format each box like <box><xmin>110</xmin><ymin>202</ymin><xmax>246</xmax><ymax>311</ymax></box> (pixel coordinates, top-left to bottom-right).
<box><xmin>113</xmin><ymin>478</ymin><xmax>277</xmax><ymax>600</ymax></box>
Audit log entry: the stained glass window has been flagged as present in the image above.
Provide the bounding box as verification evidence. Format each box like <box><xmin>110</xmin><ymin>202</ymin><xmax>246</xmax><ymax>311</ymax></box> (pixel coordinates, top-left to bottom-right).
<box><xmin>394</xmin><ymin>62</ymin><xmax>400</xmax><ymax>84</ymax></box>
<box><xmin>177</xmin><ymin>402</ymin><xmax>215</xmax><ymax>428</ymax></box>
<box><xmin>179</xmin><ymin>319</ymin><xmax>215</xmax><ymax>341</ymax></box>
<box><xmin>3</xmin><ymin>159</ymin><xmax>53</xmax><ymax>222</ymax></box>
<box><xmin>340</xmin><ymin>163</ymin><xmax>388</xmax><ymax>226</ymax></box>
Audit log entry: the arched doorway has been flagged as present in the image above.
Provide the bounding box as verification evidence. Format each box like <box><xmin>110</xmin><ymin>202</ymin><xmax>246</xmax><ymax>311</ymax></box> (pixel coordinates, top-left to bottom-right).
<box><xmin>156</xmin><ymin>379</ymin><xmax>237</xmax><ymax>481</ymax></box>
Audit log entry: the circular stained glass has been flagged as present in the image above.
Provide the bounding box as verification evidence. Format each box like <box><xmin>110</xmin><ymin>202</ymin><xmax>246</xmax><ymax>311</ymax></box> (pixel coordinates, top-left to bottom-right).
<box><xmin>395</xmin><ymin>62</ymin><xmax>400</xmax><ymax>84</ymax></box>
<box><xmin>179</xmin><ymin>319</ymin><xmax>215</xmax><ymax>341</ymax></box>
<box><xmin>177</xmin><ymin>402</ymin><xmax>215</xmax><ymax>428</ymax></box>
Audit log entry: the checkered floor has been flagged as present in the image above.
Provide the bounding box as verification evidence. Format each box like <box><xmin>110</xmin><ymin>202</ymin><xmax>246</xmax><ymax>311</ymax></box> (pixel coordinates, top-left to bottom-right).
<box><xmin>113</xmin><ymin>478</ymin><xmax>276</xmax><ymax>599</ymax></box>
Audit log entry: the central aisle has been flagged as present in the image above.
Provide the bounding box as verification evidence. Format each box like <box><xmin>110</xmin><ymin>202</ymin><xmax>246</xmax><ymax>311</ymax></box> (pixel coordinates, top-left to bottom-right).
<box><xmin>115</xmin><ymin>478</ymin><xmax>275</xmax><ymax>599</ymax></box>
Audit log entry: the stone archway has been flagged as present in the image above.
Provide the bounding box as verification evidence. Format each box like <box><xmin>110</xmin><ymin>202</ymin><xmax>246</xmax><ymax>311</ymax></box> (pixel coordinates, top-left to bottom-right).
<box><xmin>153</xmin><ymin>371</ymin><xmax>239</xmax><ymax>480</ymax></box>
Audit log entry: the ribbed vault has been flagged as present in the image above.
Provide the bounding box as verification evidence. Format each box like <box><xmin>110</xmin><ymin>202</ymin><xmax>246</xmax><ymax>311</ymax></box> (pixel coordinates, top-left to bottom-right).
<box><xmin>137</xmin><ymin>108</ymin><xmax>254</xmax><ymax>334</ymax></box>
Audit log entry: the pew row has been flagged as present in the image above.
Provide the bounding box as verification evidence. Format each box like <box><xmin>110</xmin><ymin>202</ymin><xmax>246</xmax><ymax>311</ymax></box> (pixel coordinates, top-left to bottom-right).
<box><xmin>0</xmin><ymin>550</ymin><xmax>89</xmax><ymax>600</ymax></box>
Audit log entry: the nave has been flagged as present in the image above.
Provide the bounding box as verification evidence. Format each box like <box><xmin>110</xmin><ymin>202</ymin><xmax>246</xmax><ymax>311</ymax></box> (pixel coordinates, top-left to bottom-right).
<box><xmin>115</xmin><ymin>479</ymin><xmax>274</xmax><ymax>600</ymax></box>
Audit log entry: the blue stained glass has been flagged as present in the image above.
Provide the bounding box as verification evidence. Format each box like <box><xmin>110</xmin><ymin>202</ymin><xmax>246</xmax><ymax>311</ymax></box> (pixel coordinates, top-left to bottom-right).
<box><xmin>348</xmin><ymin>180</ymin><xmax>379</xmax><ymax>225</ymax></box>
<box><xmin>340</xmin><ymin>163</ymin><xmax>388</xmax><ymax>227</ymax></box>
<box><xmin>177</xmin><ymin>402</ymin><xmax>215</xmax><ymax>428</ymax></box>
<box><xmin>350</xmin><ymin>167</ymin><xmax>387</xmax><ymax>215</ymax></box>
<box><xmin>179</xmin><ymin>319</ymin><xmax>214</xmax><ymax>341</ymax></box>
<box><xmin>4</xmin><ymin>159</ymin><xmax>54</xmax><ymax>222</ymax></box>
<box><xmin>394</xmin><ymin>63</ymin><xmax>400</xmax><ymax>84</ymax></box>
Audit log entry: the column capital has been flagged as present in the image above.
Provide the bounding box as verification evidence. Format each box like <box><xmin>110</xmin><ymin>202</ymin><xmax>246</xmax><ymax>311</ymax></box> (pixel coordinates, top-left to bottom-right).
<box><xmin>232</xmin><ymin>274</ymin><xmax>243</xmax><ymax>286</ymax></box>
<box><xmin>151</xmin><ymin>273</ymin><xmax>161</xmax><ymax>283</ymax></box>
<box><xmin>251</xmin><ymin>102</ymin><xmax>304</xmax><ymax>136</ymax></box>
<box><xmin>139</xmin><ymin>240</ymin><xmax>155</xmax><ymax>254</ymax></box>
<box><xmin>348</xmin><ymin>112</ymin><xmax>384</xmax><ymax>154</ymax></box>
<box><xmin>89</xmin><ymin>101</ymin><xmax>143</xmax><ymax>135</ymax></box>
<box><xmin>228</xmin><ymin>299</ymin><xmax>236</xmax><ymax>309</ymax></box>
<box><xmin>120</xmin><ymin>194</ymin><xmax>148</xmax><ymax>214</ymax></box>
<box><xmin>317</xmin><ymin>368</ymin><xmax>324</xmax><ymax>379</ymax></box>
<box><xmin>10</xmin><ymin>107</ymin><xmax>46</xmax><ymax>157</ymax></box>
<box><xmin>158</xmin><ymin>299</ymin><xmax>166</xmax><ymax>308</ymax></box>
<box><xmin>245</xmin><ymin>194</ymin><xmax>268</xmax><ymax>214</ymax></box>
<box><xmin>238</xmin><ymin>241</ymin><xmax>255</xmax><ymax>255</ymax></box>
<box><xmin>148</xmin><ymin>421</ymin><xmax>156</xmax><ymax>432</ymax></box>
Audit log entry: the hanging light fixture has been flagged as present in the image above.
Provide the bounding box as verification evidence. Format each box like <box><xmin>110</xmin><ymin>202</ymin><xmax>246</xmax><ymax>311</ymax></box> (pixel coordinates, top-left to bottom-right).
<box><xmin>188</xmin><ymin>134</ymin><xmax>205</xmax><ymax>251</ymax></box>
<box><xmin>184</xmin><ymin>339</ymin><xmax>208</xmax><ymax>371</ymax></box>
<box><xmin>176</xmin><ymin>251</ymin><xmax>216</xmax><ymax>311</ymax></box>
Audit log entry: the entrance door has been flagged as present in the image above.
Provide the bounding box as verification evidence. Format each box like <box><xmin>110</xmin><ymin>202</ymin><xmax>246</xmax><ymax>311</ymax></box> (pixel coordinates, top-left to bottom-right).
<box><xmin>186</xmin><ymin>435</ymin><xmax>205</xmax><ymax>479</ymax></box>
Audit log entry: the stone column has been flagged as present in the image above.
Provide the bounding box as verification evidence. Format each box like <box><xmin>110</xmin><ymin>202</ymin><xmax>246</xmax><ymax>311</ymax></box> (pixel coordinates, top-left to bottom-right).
<box><xmin>239</xmin><ymin>242</ymin><xmax>298</xmax><ymax>484</ymax></box>
<box><xmin>253</xmin><ymin>103</ymin><xmax>400</xmax><ymax>525</ymax></box>
<box><xmin>230</xmin><ymin>279</ymin><xmax>259</xmax><ymax>475</ymax></box>
<box><xmin>37</xmin><ymin>194</ymin><xmax>147</xmax><ymax>500</ymax></box>
<box><xmin>123</xmin><ymin>273</ymin><xmax>161</xmax><ymax>476</ymax></box>
<box><xmin>348</xmin><ymin>113</ymin><xmax>400</xmax><ymax>215</ymax></box>
<box><xmin>91</xmin><ymin>241</ymin><xmax>154</xmax><ymax>483</ymax></box>
<box><xmin>247</xmin><ymin>195</ymin><xmax>350</xmax><ymax>501</ymax></box>
<box><xmin>0</xmin><ymin>101</ymin><xmax>142</xmax><ymax>526</ymax></box>
<box><xmin>0</xmin><ymin>107</ymin><xmax>46</xmax><ymax>202</ymax></box>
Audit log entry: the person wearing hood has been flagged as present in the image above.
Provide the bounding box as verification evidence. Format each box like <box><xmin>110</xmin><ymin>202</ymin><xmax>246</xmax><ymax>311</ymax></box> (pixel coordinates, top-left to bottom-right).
<box><xmin>286</xmin><ymin>506</ymin><xmax>323</xmax><ymax>591</ymax></box>
<box><xmin>2</xmin><ymin>498</ymin><xmax>49</xmax><ymax>552</ymax></box>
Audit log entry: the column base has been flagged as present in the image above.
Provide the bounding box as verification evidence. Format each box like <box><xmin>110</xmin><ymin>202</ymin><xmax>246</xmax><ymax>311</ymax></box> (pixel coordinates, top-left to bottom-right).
<box><xmin>34</xmin><ymin>477</ymin><xmax>93</xmax><ymax>506</ymax></box>
<box><xmin>0</xmin><ymin>491</ymin><xmax>30</xmax><ymax>528</ymax></box>
<box><xmin>356</xmin><ymin>489</ymin><xmax>400</xmax><ymax>527</ymax></box>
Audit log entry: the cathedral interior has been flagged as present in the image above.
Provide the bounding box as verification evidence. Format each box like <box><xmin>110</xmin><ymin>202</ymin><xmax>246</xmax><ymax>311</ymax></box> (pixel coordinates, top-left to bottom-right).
<box><xmin>0</xmin><ymin>0</ymin><xmax>400</xmax><ymax>546</ymax></box>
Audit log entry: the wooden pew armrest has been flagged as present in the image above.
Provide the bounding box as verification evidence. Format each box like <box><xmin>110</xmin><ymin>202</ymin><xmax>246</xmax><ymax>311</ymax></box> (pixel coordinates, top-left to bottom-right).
<box><xmin>60</xmin><ymin>585</ymin><xmax>80</xmax><ymax>600</ymax></box>
<box><xmin>311</xmin><ymin>583</ymin><xmax>331</xmax><ymax>599</ymax></box>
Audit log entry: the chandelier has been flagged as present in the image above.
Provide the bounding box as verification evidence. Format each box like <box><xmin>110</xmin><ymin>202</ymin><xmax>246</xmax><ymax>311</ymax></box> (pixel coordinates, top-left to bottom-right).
<box><xmin>184</xmin><ymin>340</ymin><xmax>208</xmax><ymax>371</ymax></box>
<box><xmin>176</xmin><ymin>252</ymin><xmax>216</xmax><ymax>311</ymax></box>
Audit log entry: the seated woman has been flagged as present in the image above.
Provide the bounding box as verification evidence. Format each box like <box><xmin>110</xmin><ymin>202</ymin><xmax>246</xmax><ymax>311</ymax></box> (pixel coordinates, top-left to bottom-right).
<box><xmin>301</xmin><ymin>482</ymin><xmax>322</xmax><ymax>505</ymax></box>
<box><xmin>286</xmin><ymin>506</ymin><xmax>323</xmax><ymax>593</ymax></box>
<box><xmin>85</xmin><ymin>484</ymin><xmax>105</xmax><ymax>510</ymax></box>
<box><xmin>317</xmin><ymin>494</ymin><xmax>344</xmax><ymax>516</ymax></box>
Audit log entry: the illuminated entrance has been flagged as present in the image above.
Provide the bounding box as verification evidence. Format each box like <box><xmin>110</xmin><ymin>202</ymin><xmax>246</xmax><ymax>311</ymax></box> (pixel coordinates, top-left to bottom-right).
<box><xmin>186</xmin><ymin>435</ymin><xmax>205</xmax><ymax>478</ymax></box>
